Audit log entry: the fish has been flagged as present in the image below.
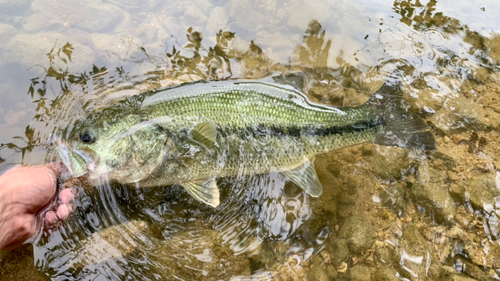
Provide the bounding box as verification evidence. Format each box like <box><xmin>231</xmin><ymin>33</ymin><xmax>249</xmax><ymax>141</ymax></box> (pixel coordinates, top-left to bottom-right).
<box><xmin>56</xmin><ymin>70</ymin><xmax>436</xmax><ymax>207</ymax></box>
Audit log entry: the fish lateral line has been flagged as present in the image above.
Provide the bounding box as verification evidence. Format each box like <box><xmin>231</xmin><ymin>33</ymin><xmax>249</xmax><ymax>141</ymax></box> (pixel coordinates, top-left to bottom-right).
<box><xmin>57</xmin><ymin>70</ymin><xmax>436</xmax><ymax>208</ymax></box>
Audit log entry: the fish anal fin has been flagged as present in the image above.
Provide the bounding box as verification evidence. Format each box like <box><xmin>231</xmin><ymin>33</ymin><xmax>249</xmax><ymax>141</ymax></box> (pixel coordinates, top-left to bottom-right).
<box><xmin>282</xmin><ymin>160</ymin><xmax>323</xmax><ymax>197</ymax></box>
<box><xmin>180</xmin><ymin>178</ymin><xmax>220</xmax><ymax>207</ymax></box>
<box><xmin>191</xmin><ymin>122</ymin><xmax>217</xmax><ymax>148</ymax></box>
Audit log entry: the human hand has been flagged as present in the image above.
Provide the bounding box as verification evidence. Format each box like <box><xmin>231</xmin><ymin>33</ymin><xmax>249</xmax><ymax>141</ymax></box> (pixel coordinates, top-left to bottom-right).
<box><xmin>0</xmin><ymin>163</ymin><xmax>75</xmax><ymax>250</ymax></box>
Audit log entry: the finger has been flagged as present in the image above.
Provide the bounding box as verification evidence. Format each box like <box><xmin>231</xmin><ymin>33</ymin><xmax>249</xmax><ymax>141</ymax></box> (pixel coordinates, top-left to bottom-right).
<box><xmin>59</xmin><ymin>188</ymin><xmax>76</xmax><ymax>204</ymax></box>
<box><xmin>45</xmin><ymin>211</ymin><xmax>59</xmax><ymax>225</ymax></box>
<box><xmin>56</xmin><ymin>204</ymin><xmax>73</xmax><ymax>220</ymax></box>
<box><xmin>23</xmin><ymin>165</ymin><xmax>60</xmax><ymax>214</ymax></box>
<box><xmin>36</xmin><ymin>162</ymin><xmax>65</xmax><ymax>186</ymax></box>
<box><xmin>44</xmin><ymin>162</ymin><xmax>66</xmax><ymax>175</ymax></box>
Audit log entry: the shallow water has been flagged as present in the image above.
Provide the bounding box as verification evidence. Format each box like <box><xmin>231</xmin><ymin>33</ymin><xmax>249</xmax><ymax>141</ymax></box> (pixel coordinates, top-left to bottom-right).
<box><xmin>1</xmin><ymin>0</ymin><xmax>500</xmax><ymax>280</ymax></box>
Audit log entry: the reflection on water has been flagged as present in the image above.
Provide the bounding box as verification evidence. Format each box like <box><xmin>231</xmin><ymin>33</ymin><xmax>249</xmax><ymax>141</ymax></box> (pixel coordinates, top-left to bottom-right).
<box><xmin>1</xmin><ymin>0</ymin><xmax>500</xmax><ymax>280</ymax></box>
<box><xmin>27</xmin><ymin>24</ymin><xmax>346</xmax><ymax>280</ymax></box>
<box><xmin>35</xmin><ymin>172</ymin><xmax>316</xmax><ymax>279</ymax></box>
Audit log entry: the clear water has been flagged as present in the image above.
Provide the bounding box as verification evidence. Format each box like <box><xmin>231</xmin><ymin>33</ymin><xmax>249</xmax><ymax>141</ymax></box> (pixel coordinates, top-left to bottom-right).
<box><xmin>1</xmin><ymin>0</ymin><xmax>500</xmax><ymax>280</ymax></box>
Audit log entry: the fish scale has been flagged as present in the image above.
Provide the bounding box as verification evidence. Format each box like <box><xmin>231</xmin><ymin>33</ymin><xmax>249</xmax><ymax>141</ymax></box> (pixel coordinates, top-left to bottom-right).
<box><xmin>143</xmin><ymin>83</ymin><xmax>372</xmax><ymax>128</ymax></box>
<box><xmin>58</xmin><ymin>72</ymin><xmax>436</xmax><ymax>207</ymax></box>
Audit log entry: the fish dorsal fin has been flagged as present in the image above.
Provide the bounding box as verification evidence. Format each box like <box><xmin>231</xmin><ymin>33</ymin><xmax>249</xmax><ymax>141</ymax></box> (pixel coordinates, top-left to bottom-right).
<box><xmin>271</xmin><ymin>72</ymin><xmax>306</xmax><ymax>92</ymax></box>
<box><xmin>180</xmin><ymin>178</ymin><xmax>220</xmax><ymax>207</ymax></box>
<box><xmin>282</xmin><ymin>160</ymin><xmax>323</xmax><ymax>197</ymax></box>
<box><xmin>191</xmin><ymin>122</ymin><xmax>217</xmax><ymax>148</ymax></box>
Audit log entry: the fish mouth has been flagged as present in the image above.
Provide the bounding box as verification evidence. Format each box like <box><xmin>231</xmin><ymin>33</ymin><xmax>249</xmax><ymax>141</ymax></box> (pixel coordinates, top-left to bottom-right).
<box><xmin>55</xmin><ymin>139</ymin><xmax>94</xmax><ymax>178</ymax></box>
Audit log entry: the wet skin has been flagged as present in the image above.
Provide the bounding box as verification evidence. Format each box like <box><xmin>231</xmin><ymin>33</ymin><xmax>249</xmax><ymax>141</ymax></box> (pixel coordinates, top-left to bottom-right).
<box><xmin>0</xmin><ymin>163</ymin><xmax>75</xmax><ymax>250</ymax></box>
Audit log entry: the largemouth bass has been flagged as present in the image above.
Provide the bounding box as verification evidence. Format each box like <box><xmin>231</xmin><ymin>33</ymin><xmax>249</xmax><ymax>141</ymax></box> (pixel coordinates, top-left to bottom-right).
<box><xmin>57</xmin><ymin>71</ymin><xmax>435</xmax><ymax>207</ymax></box>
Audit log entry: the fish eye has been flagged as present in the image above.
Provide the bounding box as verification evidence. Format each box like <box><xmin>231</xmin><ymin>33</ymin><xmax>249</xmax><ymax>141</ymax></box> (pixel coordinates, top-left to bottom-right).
<box><xmin>80</xmin><ymin>129</ymin><xmax>96</xmax><ymax>144</ymax></box>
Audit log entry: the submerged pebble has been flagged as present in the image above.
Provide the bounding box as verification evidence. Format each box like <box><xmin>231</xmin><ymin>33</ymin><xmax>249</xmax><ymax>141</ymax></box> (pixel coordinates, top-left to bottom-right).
<box><xmin>30</xmin><ymin>0</ymin><xmax>124</xmax><ymax>32</ymax></box>
<box><xmin>348</xmin><ymin>264</ymin><xmax>373</xmax><ymax>281</ymax></box>
<box><xmin>373</xmin><ymin>266</ymin><xmax>400</xmax><ymax>281</ymax></box>
<box><xmin>329</xmin><ymin>238</ymin><xmax>350</xmax><ymax>267</ymax></box>
<box><xmin>412</xmin><ymin>163</ymin><xmax>456</xmax><ymax>222</ymax></box>
<box><xmin>370</xmin><ymin>147</ymin><xmax>409</xmax><ymax>179</ymax></box>
<box><xmin>3</xmin><ymin>33</ymin><xmax>95</xmax><ymax>71</ymax></box>
<box><xmin>411</xmin><ymin>181</ymin><xmax>456</xmax><ymax>223</ymax></box>
<box><xmin>307</xmin><ymin>264</ymin><xmax>329</xmax><ymax>281</ymax></box>
<box><xmin>338</xmin><ymin>216</ymin><xmax>374</xmax><ymax>255</ymax></box>
<box><xmin>466</xmin><ymin>174</ymin><xmax>499</xmax><ymax>210</ymax></box>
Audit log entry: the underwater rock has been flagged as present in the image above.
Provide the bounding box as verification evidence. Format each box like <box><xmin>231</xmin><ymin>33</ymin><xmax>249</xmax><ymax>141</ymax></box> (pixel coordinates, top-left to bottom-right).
<box><xmin>348</xmin><ymin>264</ymin><xmax>372</xmax><ymax>281</ymax></box>
<box><xmin>31</xmin><ymin>0</ymin><xmax>125</xmax><ymax>32</ymax></box>
<box><xmin>183</xmin><ymin>4</ymin><xmax>208</xmax><ymax>25</ymax></box>
<box><xmin>413</xmin><ymin>163</ymin><xmax>456</xmax><ymax>222</ymax></box>
<box><xmin>453</xmin><ymin>256</ymin><xmax>494</xmax><ymax>280</ymax></box>
<box><xmin>307</xmin><ymin>264</ymin><xmax>329</xmax><ymax>281</ymax></box>
<box><xmin>373</xmin><ymin>266</ymin><xmax>400</xmax><ymax>281</ymax></box>
<box><xmin>206</xmin><ymin>7</ymin><xmax>227</xmax><ymax>33</ymax></box>
<box><xmin>337</xmin><ymin>192</ymin><xmax>357</xmax><ymax>219</ymax></box>
<box><xmin>430</xmin><ymin>95</ymin><xmax>500</xmax><ymax>133</ymax></box>
<box><xmin>22</xmin><ymin>13</ymin><xmax>69</xmax><ymax>32</ymax></box>
<box><xmin>155</xmin><ymin>229</ymin><xmax>252</xmax><ymax>279</ymax></box>
<box><xmin>491</xmin><ymin>245</ymin><xmax>500</xmax><ymax>272</ymax></box>
<box><xmin>103</xmin><ymin>0</ymin><xmax>162</xmax><ymax>11</ymax></box>
<box><xmin>411</xmin><ymin>87</ymin><xmax>444</xmax><ymax>116</ymax></box>
<box><xmin>398</xmin><ymin>223</ymin><xmax>431</xmax><ymax>280</ymax></box>
<box><xmin>370</xmin><ymin>146</ymin><xmax>409</xmax><ymax>180</ymax></box>
<box><xmin>89</xmin><ymin>33</ymin><xmax>144</xmax><ymax>64</ymax></box>
<box><xmin>0</xmin><ymin>23</ymin><xmax>16</xmax><ymax>48</ymax></box>
<box><xmin>0</xmin><ymin>0</ymin><xmax>31</xmax><ymax>6</ymax></box>
<box><xmin>326</xmin><ymin>161</ymin><xmax>342</xmax><ymax>177</ymax></box>
<box><xmin>465</xmin><ymin>174</ymin><xmax>498</xmax><ymax>211</ymax></box>
<box><xmin>0</xmin><ymin>0</ymin><xmax>31</xmax><ymax>14</ymax></box>
<box><xmin>248</xmin><ymin>242</ymin><xmax>278</xmax><ymax>270</ymax></box>
<box><xmin>97</xmin><ymin>220</ymin><xmax>151</xmax><ymax>254</ymax></box>
<box><xmin>486</xmin><ymin>35</ymin><xmax>500</xmax><ymax>63</ymax></box>
<box><xmin>286</xmin><ymin>0</ymin><xmax>330</xmax><ymax>30</ymax></box>
<box><xmin>314</xmin><ymin>155</ymin><xmax>341</xmax><ymax>214</ymax></box>
<box><xmin>448</xmin><ymin>275</ymin><xmax>479</xmax><ymax>281</ymax></box>
<box><xmin>329</xmin><ymin>238</ymin><xmax>350</xmax><ymax>267</ymax></box>
<box><xmin>411</xmin><ymin>181</ymin><xmax>456</xmax><ymax>222</ymax></box>
<box><xmin>449</xmin><ymin>182</ymin><xmax>466</xmax><ymax>203</ymax></box>
<box><xmin>380</xmin><ymin>182</ymin><xmax>407</xmax><ymax>214</ymax></box>
<box><xmin>326</xmin><ymin>264</ymin><xmax>338</xmax><ymax>279</ymax></box>
<box><xmin>338</xmin><ymin>216</ymin><xmax>374</xmax><ymax>255</ymax></box>
<box><xmin>3</xmin><ymin>33</ymin><xmax>95</xmax><ymax>72</ymax></box>
<box><xmin>401</xmin><ymin>224</ymin><xmax>428</xmax><ymax>253</ymax></box>
<box><xmin>374</xmin><ymin>244</ymin><xmax>398</xmax><ymax>266</ymax></box>
<box><xmin>71</xmin><ymin>220</ymin><xmax>152</xmax><ymax>269</ymax></box>
<box><xmin>0</xmin><ymin>246</ymin><xmax>48</xmax><ymax>281</ymax></box>
<box><xmin>343</xmin><ymin>87</ymin><xmax>369</xmax><ymax>106</ymax></box>
<box><xmin>360</xmin><ymin>143</ymin><xmax>374</xmax><ymax>156</ymax></box>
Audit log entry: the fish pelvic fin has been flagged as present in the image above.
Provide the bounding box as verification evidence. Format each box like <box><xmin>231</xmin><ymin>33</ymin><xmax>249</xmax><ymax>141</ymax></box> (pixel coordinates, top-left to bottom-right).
<box><xmin>368</xmin><ymin>70</ymin><xmax>436</xmax><ymax>151</ymax></box>
<box><xmin>180</xmin><ymin>178</ymin><xmax>220</xmax><ymax>207</ymax></box>
<box><xmin>282</xmin><ymin>159</ymin><xmax>323</xmax><ymax>197</ymax></box>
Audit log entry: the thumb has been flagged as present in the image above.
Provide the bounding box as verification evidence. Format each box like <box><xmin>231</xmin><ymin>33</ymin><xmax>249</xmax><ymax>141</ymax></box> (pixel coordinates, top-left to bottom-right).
<box><xmin>28</xmin><ymin>163</ymin><xmax>64</xmax><ymax>213</ymax></box>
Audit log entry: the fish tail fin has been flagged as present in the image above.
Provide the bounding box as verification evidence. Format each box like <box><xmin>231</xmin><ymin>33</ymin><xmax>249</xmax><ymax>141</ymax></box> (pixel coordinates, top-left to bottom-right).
<box><xmin>367</xmin><ymin>70</ymin><xmax>436</xmax><ymax>150</ymax></box>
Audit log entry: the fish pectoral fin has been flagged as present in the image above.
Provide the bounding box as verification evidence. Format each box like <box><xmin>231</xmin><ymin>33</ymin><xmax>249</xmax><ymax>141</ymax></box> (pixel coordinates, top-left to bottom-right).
<box><xmin>282</xmin><ymin>160</ymin><xmax>323</xmax><ymax>197</ymax></box>
<box><xmin>191</xmin><ymin>122</ymin><xmax>217</xmax><ymax>148</ymax></box>
<box><xmin>180</xmin><ymin>178</ymin><xmax>220</xmax><ymax>208</ymax></box>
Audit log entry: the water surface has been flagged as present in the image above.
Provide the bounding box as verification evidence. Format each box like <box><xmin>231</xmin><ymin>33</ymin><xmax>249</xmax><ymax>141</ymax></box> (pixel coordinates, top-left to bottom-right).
<box><xmin>1</xmin><ymin>0</ymin><xmax>500</xmax><ymax>280</ymax></box>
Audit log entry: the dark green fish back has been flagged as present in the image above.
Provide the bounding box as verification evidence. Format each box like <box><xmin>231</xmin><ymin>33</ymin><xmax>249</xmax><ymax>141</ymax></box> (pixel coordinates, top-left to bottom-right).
<box><xmin>142</xmin><ymin>81</ymin><xmax>374</xmax><ymax>130</ymax></box>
